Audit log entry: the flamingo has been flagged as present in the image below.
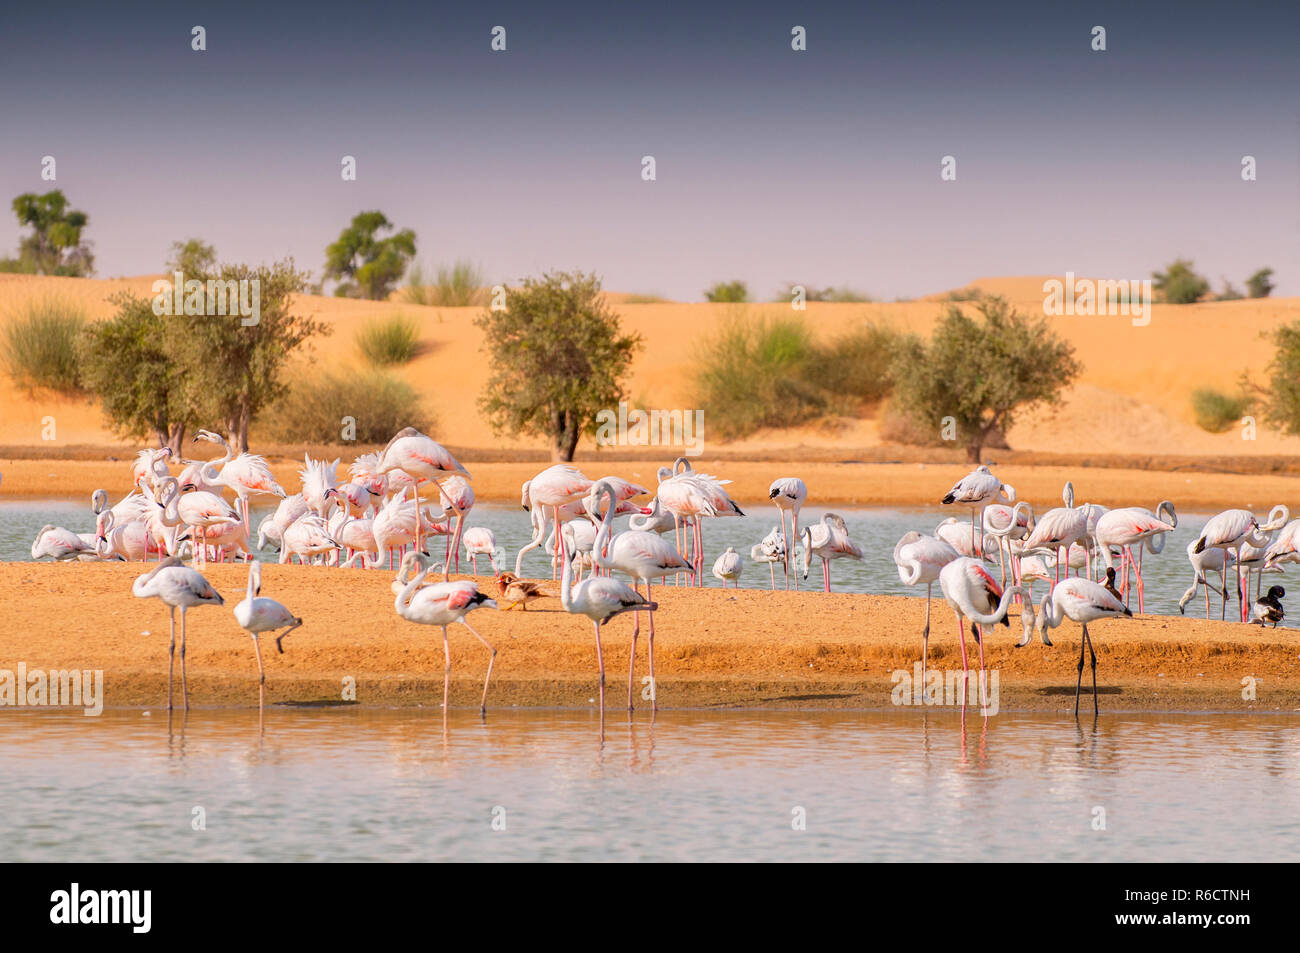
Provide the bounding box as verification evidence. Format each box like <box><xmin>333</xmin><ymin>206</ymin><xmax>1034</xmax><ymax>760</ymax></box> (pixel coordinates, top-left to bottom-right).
<box><xmin>984</xmin><ymin>500</ymin><xmax>1035</xmax><ymax>590</ymax></box>
<box><xmin>768</xmin><ymin>477</ymin><xmax>807</xmax><ymax>589</ymax></box>
<box><xmin>132</xmin><ymin>446</ymin><xmax>173</xmax><ymax>491</ymax></box>
<box><xmin>1094</xmin><ymin>503</ymin><xmax>1177</xmax><ymax>613</ymax></box>
<box><xmin>557</xmin><ymin>518</ymin><xmax>599</xmax><ymax>581</ymax></box>
<box><xmin>799</xmin><ymin>513</ymin><xmax>863</xmax><ymax>592</ymax></box>
<box><xmin>663</xmin><ymin>458</ymin><xmax>744</xmax><ymax>584</ymax></box>
<box><xmin>95</xmin><ymin>510</ymin><xmax>159</xmax><ymax>561</ymax></box>
<box><xmin>299</xmin><ymin>454</ymin><xmax>340</xmax><ymax>518</ymax></box>
<box><xmin>279</xmin><ymin>514</ymin><xmax>338</xmax><ymax>565</ymax></box>
<box><xmin>941</xmin><ymin>465</ymin><xmax>1014</xmax><ymax>555</ymax></box>
<box><xmin>375</xmin><ymin>427</ymin><xmax>471</xmax><ymax>571</ymax></box>
<box><xmin>750</xmin><ymin>526</ymin><xmax>787</xmax><ymax>589</ymax></box>
<box><xmin>177</xmin><ymin>482</ymin><xmax>243</xmax><ymax>566</ymax></box>
<box><xmin>132</xmin><ymin>556</ymin><xmax>224</xmax><ymax>710</ymax></box>
<box><xmin>893</xmin><ymin>531</ymin><xmax>960</xmax><ymax>686</ymax></box>
<box><xmin>264</xmin><ymin>493</ymin><xmax>310</xmax><ymax>552</ymax></box>
<box><xmin>192</xmin><ymin>430</ymin><xmax>286</xmax><ymax>536</ymax></box>
<box><xmin>589</xmin><ymin>480</ymin><xmax>691</xmax><ymax>710</ymax></box>
<box><xmin>1263</xmin><ymin>519</ymin><xmax>1300</xmax><ymax>570</ymax></box>
<box><xmin>1020</xmin><ymin>482</ymin><xmax>1091</xmax><ymax>585</ymax></box>
<box><xmin>31</xmin><ymin>525</ymin><xmax>97</xmax><ymax>561</ymax></box>
<box><xmin>712</xmin><ymin>547</ymin><xmax>743</xmax><ymax>588</ymax></box>
<box><xmin>394</xmin><ymin>553</ymin><xmax>498</xmax><ymax>716</ymax></box>
<box><xmin>519</xmin><ymin>464</ymin><xmax>593</xmax><ymax>578</ymax></box>
<box><xmin>1193</xmin><ymin>506</ymin><xmax>1289</xmax><ymax>621</ymax></box>
<box><xmin>461</xmin><ymin>526</ymin><xmax>503</xmax><ymax>575</ymax></box>
<box><xmin>437</xmin><ymin>476</ymin><xmax>475</xmax><ymax>573</ymax></box>
<box><xmin>233</xmin><ymin>560</ymin><xmax>303</xmax><ymax>709</ymax></box>
<box><xmin>558</xmin><ymin>547</ymin><xmax>656</xmax><ymax>726</ymax></box>
<box><xmin>938</xmin><ymin>556</ymin><xmax>1025</xmax><ymax>710</ymax></box>
<box><xmin>1178</xmin><ymin>540</ymin><xmax>1230</xmax><ymax>619</ymax></box>
<box><xmin>334</xmin><ymin>515</ymin><xmax>382</xmax><ymax>568</ymax></box>
<box><xmin>372</xmin><ymin>488</ymin><xmax>423</xmax><ymax>569</ymax></box>
<box><xmin>1022</xmin><ymin>576</ymin><xmax>1132</xmax><ymax>716</ymax></box>
<box><xmin>628</xmin><ymin>496</ymin><xmax>677</xmax><ymax>536</ymax></box>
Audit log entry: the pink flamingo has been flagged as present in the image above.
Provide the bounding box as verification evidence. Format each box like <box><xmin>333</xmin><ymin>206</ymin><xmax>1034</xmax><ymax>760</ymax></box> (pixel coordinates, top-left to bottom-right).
<box><xmin>894</xmin><ymin>530</ymin><xmax>960</xmax><ymax>685</ymax></box>
<box><xmin>31</xmin><ymin>525</ymin><xmax>97</xmax><ymax>560</ymax></box>
<box><xmin>1094</xmin><ymin>502</ymin><xmax>1177</xmax><ymax>613</ymax></box>
<box><xmin>132</xmin><ymin>447</ymin><xmax>173</xmax><ymax>491</ymax></box>
<box><xmin>192</xmin><ymin>430</ymin><xmax>286</xmax><ymax>536</ymax></box>
<box><xmin>1020</xmin><ymin>482</ymin><xmax>1090</xmax><ymax>585</ymax></box>
<box><xmin>394</xmin><ymin>553</ymin><xmax>499</xmax><ymax>717</ymax></box>
<box><xmin>769</xmin><ymin>477</ymin><xmax>807</xmax><ymax>589</ymax></box>
<box><xmin>376</xmin><ymin>428</ymin><xmax>471</xmax><ymax>575</ymax></box>
<box><xmin>750</xmin><ymin>527</ymin><xmax>787</xmax><ymax>589</ymax></box>
<box><xmin>938</xmin><ymin>557</ymin><xmax>1025</xmax><ymax>711</ymax></box>
<box><xmin>461</xmin><ymin>526</ymin><xmax>502</xmax><ymax>575</ymax></box>
<box><xmin>590</xmin><ymin>480</ymin><xmax>692</xmax><ymax>710</ymax></box>
<box><xmin>177</xmin><ymin>482</ymin><xmax>242</xmax><ymax>566</ymax></box>
<box><xmin>520</xmin><ymin>464</ymin><xmax>593</xmax><ymax>579</ymax></box>
<box><xmin>1022</xmin><ymin>576</ymin><xmax>1132</xmax><ymax>716</ymax></box>
<box><xmin>941</xmin><ymin>465</ymin><xmax>1014</xmax><ymax>555</ymax></box>
<box><xmin>799</xmin><ymin>513</ymin><xmax>863</xmax><ymax>592</ymax></box>
<box><xmin>1193</xmin><ymin>506</ymin><xmax>1289</xmax><ymax>621</ymax></box>
<box><xmin>438</xmin><ymin>475</ymin><xmax>475</xmax><ymax>573</ymax></box>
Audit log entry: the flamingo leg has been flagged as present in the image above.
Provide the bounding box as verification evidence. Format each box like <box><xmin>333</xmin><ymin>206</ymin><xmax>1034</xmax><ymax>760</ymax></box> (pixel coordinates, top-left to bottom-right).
<box><xmin>252</xmin><ymin>635</ymin><xmax>266</xmax><ymax>712</ymax></box>
<box><xmin>975</xmin><ymin>623</ymin><xmax>987</xmax><ymax>713</ymax></box>
<box><xmin>1074</xmin><ymin>624</ymin><xmax>1086</xmax><ymax>717</ymax></box>
<box><xmin>628</xmin><ymin>584</ymin><xmax>640</xmax><ymax>712</ymax></box>
<box><xmin>441</xmin><ymin>624</ymin><xmax>451</xmax><ymax>717</ymax></box>
<box><xmin>461</xmin><ymin>619</ymin><xmax>497</xmax><ymax>715</ymax></box>
<box><xmin>180</xmin><ymin>607</ymin><xmax>189</xmax><ymax>711</ymax></box>
<box><xmin>592</xmin><ymin>620</ymin><xmax>606</xmax><ymax>733</ymax></box>
<box><xmin>646</xmin><ymin>581</ymin><xmax>657</xmax><ymax>713</ymax></box>
<box><xmin>792</xmin><ymin>512</ymin><xmax>800</xmax><ymax>591</ymax></box>
<box><xmin>1086</xmin><ymin>626</ymin><xmax>1099</xmax><ymax>716</ymax></box>
<box><xmin>954</xmin><ymin>611</ymin><xmax>969</xmax><ymax>712</ymax></box>
<box><xmin>167</xmin><ymin>606</ymin><xmax>176</xmax><ymax>711</ymax></box>
<box><xmin>921</xmin><ymin>584</ymin><xmax>932</xmax><ymax>690</ymax></box>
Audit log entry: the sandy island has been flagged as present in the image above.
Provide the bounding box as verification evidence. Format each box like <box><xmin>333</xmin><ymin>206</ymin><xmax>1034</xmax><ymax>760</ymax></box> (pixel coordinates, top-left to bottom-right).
<box><xmin>3</xmin><ymin>562</ymin><xmax>1297</xmax><ymax>713</ymax></box>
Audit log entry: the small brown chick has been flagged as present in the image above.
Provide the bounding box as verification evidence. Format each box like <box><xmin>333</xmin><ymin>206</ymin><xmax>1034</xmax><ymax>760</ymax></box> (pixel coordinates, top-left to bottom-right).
<box><xmin>1103</xmin><ymin>567</ymin><xmax>1126</xmax><ymax>607</ymax></box>
<box><xmin>494</xmin><ymin>571</ymin><xmax>551</xmax><ymax>611</ymax></box>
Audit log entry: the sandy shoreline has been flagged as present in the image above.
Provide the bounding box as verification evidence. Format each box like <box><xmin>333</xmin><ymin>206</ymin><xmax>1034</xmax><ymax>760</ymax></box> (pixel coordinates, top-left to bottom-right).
<box><xmin>3</xmin><ymin>562</ymin><xmax>1298</xmax><ymax>713</ymax></box>
<box><xmin>3</xmin><ymin>456</ymin><xmax>1299</xmax><ymax>511</ymax></box>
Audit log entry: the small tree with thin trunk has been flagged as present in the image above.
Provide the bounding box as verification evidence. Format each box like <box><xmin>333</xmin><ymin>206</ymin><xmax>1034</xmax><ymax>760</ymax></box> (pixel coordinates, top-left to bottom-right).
<box><xmin>1246</xmin><ymin>268</ymin><xmax>1275</xmax><ymax>299</ymax></box>
<box><xmin>890</xmin><ymin>296</ymin><xmax>1081</xmax><ymax>463</ymax></box>
<box><xmin>475</xmin><ymin>270</ymin><xmax>642</xmax><ymax>461</ymax></box>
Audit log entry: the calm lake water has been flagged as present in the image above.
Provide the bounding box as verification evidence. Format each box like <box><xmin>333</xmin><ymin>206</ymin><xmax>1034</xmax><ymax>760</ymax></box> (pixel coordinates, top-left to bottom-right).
<box><xmin>0</xmin><ymin>499</ymin><xmax>1284</xmax><ymax>625</ymax></box>
<box><xmin>3</xmin><ymin>708</ymin><xmax>1298</xmax><ymax>862</ymax></box>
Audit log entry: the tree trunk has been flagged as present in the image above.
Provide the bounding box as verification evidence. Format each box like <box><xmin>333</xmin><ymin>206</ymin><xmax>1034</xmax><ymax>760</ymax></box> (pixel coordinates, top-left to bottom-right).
<box><xmin>965</xmin><ymin>441</ymin><xmax>982</xmax><ymax>464</ymax></box>
<box><xmin>165</xmin><ymin>423</ymin><xmax>186</xmax><ymax>456</ymax></box>
<box><xmin>549</xmin><ymin>410</ymin><xmax>581</xmax><ymax>462</ymax></box>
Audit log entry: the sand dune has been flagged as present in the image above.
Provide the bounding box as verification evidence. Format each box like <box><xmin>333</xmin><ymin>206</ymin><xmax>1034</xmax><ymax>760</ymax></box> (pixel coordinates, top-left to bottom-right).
<box><xmin>1</xmin><ymin>273</ymin><xmax>1298</xmax><ymax>458</ymax></box>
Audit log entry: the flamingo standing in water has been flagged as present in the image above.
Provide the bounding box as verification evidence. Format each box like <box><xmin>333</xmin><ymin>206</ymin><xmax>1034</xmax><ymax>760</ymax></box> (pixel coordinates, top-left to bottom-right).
<box><xmin>938</xmin><ymin>557</ymin><xmax>1025</xmax><ymax>710</ymax></box>
<box><xmin>751</xmin><ymin>527</ymin><xmax>787</xmax><ymax>589</ymax></box>
<box><xmin>1020</xmin><ymin>482</ymin><xmax>1091</xmax><ymax>585</ymax></box>
<box><xmin>437</xmin><ymin>476</ymin><xmax>475</xmax><ymax>573</ymax></box>
<box><xmin>589</xmin><ymin>481</ymin><xmax>691</xmax><ymax>711</ymax></box>
<box><xmin>1193</xmin><ymin>506</ymin><xmax>1289</xmax><ymax>621</ymax></box>
<box><xmin>233</xmin><ymin>560</ymin><xmax>303</xmax><ymax>709</ymax></box>
<box><xmin>1177</xmin><ymin>540</ymin><xmax>1229</xmax><ymax>619</ymax></box>
<box><xmin>894</xmin><ymin>531</ymin><xmax>960</xmax><ymax>686</ymax></box>
<box><xmin>1094</xmin><ymin>502</ymin><xmax>1176</xmax><ymax>613</ymax></box>
<box><xmin>1022</xmin><ymin>576</ymin><xmax>1132</xmax><ymax>716</ymax></box>
<box><xmin>132</xmin><ymin>556</ymin><xmax>224</xmax><ymax>710</ymax></box>
<box><xmin>177</xmin><ymin>482</ymin><xmax>243</xmax><ymax>566</ymax></box>
<box><xmin>132</xmin><ymin>446</ymin><xmax>173</xmax><ymax>491</ymax></box>
<box><xmin>520</xmin><ymin>464</ymin><xmax>593</xmax><ymax>578</ymax></box>
<box><xmin>558</xmin><ymin>548</ymin><xmax>656</xmax><ymax>728</ymax></box>
<box><xmin>376</xmin><ymin>428</ymin><xmax>471</xmax><ymax>573</ymax></box>
<box><xmin>799</xmin><ymin>513</ymin><xmax>863</xmax><ymax>592</ymax></box>
<box><xmin>461</xmin><ymin>526</ymin><xmax>502</xmax><ymax>575</ymax></box>
<box><xmin>31</xmin><ymin>525</ymin><xmax>97</xmax><ymax>561</ymax></box>
<box><xmin>941</xmin><ymin>465</ymin><xmax>1014</xmax><ymax>556</ymax></box>
<box><xmin>394</xmin><ymin>553</ymin><xmax>498</xmax><ymax>717</ymax></box>
<box><xmin>769</xmin><ymin>477</ymin><xmax>807</xmax><ymax>589</ymax></box>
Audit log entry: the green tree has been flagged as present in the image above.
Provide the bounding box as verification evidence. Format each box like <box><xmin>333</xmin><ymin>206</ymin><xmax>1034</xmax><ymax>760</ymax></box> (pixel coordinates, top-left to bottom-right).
<box><xmin>475</xmin><ymin>270</ymin><xmax>642</xmax><ymax>461</ymax></box>
<box><xmin>10</xmin><ymin>190</ymin><xmax>94</xmax><ymax>276</ymax></box>
<box><xmin>165</xmin><ymin>260</ymin><xmax>329</xmax><ymax>450</ymax></box>
<box><xmin>1246</xmin><ymin>267</ymin><xmax>1275</xmax><ymax>299</ymax></box>
<box><xmin>1256</xmin><ymin>321</ymin><xmax>1300</xmax><ymax>436</ymax></box>
<box><xmin>323</xmin><ymin>211</ymin><xmax>417</xmax><ymax>299</ymax></box>
<box><xmin>704</xmin><ymin>280</ymin><xmax>748</xmax><ymax>303</ymax></box>
<box><xmin>78</xmin><ymin>293</ymin><xmax>197</xmax><ymax>452</ymax></box>
<box><xmin>1152</xmin><ymin>258</ymin><xmax>1209</xmax><ymax>304</ymax></box>
<box><xmin>166</xmin><ymin>238</ymin><xmax>217</xmax><ymax>276</ymax></box>
<box><xmin>890</xmin><ymin>296</ymin><xmax>1081</xmax><ymax>463</ymax></box>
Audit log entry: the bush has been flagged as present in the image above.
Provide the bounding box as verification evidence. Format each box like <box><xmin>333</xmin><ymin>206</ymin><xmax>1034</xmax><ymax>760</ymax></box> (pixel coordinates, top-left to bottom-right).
<box><xmin>1152</xmin><ymin>258</ymin><xmax>1210</xmax><ymax>304</ymax></box>
<box><xmin>773</xmin><ymin>284</ymin><xmax>873</xmax><ymax>303</ymax></box>
<box><xmin>623</xmin><ymin>293</ymin><xmax>668</xmax><ymax>304</ymax></box>
<box><xmin>265</xmin><ymin>368</ymin><xmax>431</xmax><ymax>443</ymax></box>
<box><xmin>1</xmin><ymin>296</ymin><xmax>86</xmax><ymax>393</ymax></box>
<box><xmin>355</xmin><ymin>313</ymin><xmax>421</xmax><ymax>366</ymax></box>
<box><xmin>1246</xmin><ymin>268</ymin><xmax>1275</xmax><ymax>299</ymax></box>
<box><xmin>1191</xmin><ymin>388</ymin><xmax>1249</xmax><ymax>433</ymax></box>
<box><xmin>403</xmin><ymin>260</ymin><xmax>487</xmax><ymax>306</ymax></box>
<box><xmin>692</xmin><ymin>312</ymin><xmax>826</xmax><ymax>438</ymax></box>
<box><xmin>704</xmin><ymin>280</ymin><xmax>748</xmax><ymax>303</ymax></box>
<box><xmin>815</xmin><ymin>322</ymin><xmax>910</xmax><ymax>412</ymax></box>
<box><xmin>946</xmin><ymin>287</ymin><xmax>984</xmax><ymax>302</ymax></box>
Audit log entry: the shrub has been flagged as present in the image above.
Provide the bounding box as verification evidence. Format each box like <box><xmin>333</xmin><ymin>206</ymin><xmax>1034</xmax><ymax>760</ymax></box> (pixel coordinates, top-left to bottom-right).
<box><xmin>1152</xmin><ymin>258</ymin><xmax>1210</xmax><ymax>304</ymax></box>
<box><xmin>623</xmin><ymin>293</ymin><xmax>668</xmax><ymax>304</ymax></box>
<box><xmin>356</xmin><ymin>313</ymin><xmax>421</xmax><ymax>366</ymax></box>
<box><xmin>946</xmin><ymin>287</ymin><xmax>984</xmax><ymax>302</ymax></box>
<box><xmin>1191</xmin><ymin>388</ymin><xmax>1249</xmax><ymax>433</ymax></box>
<box><xmin>815</xmin><ymin>322</ymin><xmax>911</xmax><ymax>413</ymax></box>
<box><xmin>1246</xmin><ymin>268</ymin><xmax>1275</xmax><ymax>299</ymax></box>
<box><xmin>265</xmin><ymin>368</ymin><xmax>431</xmax><ymax>443</ymax></box>
<box><xmin>773</xmin><ymin>284</ymin><xmax>873</xmax><ymax>304</ymax></box>
<box><xmin>403</xmin><ymin>260</ymin><xmax>487</xmax><ymax>306</ymax></box>
<box><xmin>704</xmin><ymin>280</ymin><xmax>748</xmax><ymax>303</ymax></box>
<box><xmin>1</xmin><ymin>296</ymin><xmax>86</xmax><ymax>392</ymax></box>
<box><xmin>692</xmin><ymin>311</ymin><xmax>826</xmax><ymax>438</ymax></box>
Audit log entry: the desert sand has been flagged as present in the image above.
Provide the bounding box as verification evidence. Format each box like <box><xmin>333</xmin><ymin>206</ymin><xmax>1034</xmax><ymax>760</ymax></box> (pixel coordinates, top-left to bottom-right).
<box><xmin>3</xmin><ymin>562</ymin><xmax>1297</xmax><ymax>713</ymax></box>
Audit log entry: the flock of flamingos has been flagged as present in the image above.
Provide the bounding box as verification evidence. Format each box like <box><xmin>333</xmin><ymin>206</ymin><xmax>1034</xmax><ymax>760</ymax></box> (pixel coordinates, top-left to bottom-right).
<box><xmin>25</xmin><ymin>426</ymin><xmax>1299</xmax><ymax>719</ymax></box>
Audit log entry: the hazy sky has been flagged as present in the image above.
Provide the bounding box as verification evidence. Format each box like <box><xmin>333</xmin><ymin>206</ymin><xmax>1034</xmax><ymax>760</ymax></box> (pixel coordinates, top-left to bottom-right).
<box><xmin>1</xmin><ymin>0</ymin><xmax>1296</xmax><ymax>299</ymax></box>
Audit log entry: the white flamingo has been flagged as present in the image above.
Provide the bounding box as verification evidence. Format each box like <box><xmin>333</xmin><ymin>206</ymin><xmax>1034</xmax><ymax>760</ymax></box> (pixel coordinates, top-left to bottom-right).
<box><xmin>132</xmin><ymin>556</ymin><xmax>225</xmax><ymax>710</ymax></box>
<box><xmin>233</xmin><ymin>560</ymin><xmax>303</xmax><ymax>708</ymax></box>
<box><xmin>941</xmin><ymin>465</ymin><xmax>1014</xmax><ymax>555</ymax></box>
<box><xmin>1022</xmin><ymin>576</ymin><xmax>1132</xmax><ymax>716</ymax></box>
<box><xmin>712</xmin><ymin>546</ymin><xmax>743</xmax><ymax>588</ymax></box>
<box><xmin>799</xmin><ymin>513</ymin><xmax>863</xmax><ymax>592</ymax></box>
<box><xmin>894</xmin><ymin>531</ymin><xmax>960</xmax><ymax>685</ymax></box>
<box><xmin>768</xmin><ymin>477</ymin><xmax>807</xmax><ymax>589</ymax></box>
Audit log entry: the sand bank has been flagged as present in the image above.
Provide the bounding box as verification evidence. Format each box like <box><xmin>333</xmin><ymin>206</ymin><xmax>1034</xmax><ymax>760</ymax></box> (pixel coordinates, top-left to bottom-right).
<box><xmin>2</xmin><ymin>563</ymin><xmax>1297</xmax><ymax>713</ymax></box>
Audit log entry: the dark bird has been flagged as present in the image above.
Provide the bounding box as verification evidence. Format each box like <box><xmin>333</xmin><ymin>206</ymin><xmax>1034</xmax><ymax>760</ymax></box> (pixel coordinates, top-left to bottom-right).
<box><xmin>1250</xmin><ymin>585</ymin><xmax>1285</xmax><ymax>627</ymax></box>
